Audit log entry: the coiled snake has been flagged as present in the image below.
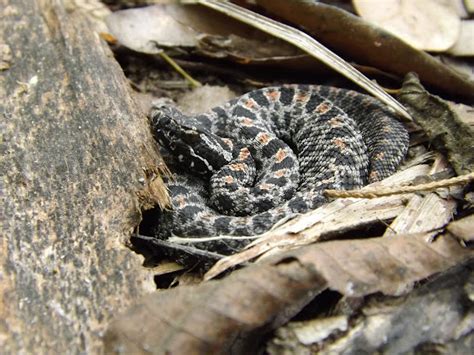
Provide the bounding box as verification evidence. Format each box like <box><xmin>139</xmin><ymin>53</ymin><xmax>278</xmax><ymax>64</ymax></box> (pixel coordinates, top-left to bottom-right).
<box><xmin>150</xmin><ymin>85</ymin><xmax>409</xmax><ymax>254</ymax></box>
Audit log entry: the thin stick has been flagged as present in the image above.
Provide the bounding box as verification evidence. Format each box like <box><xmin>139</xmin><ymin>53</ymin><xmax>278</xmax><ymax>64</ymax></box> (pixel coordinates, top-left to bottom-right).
<box><xmin>325</xmin><ymin>172</ymin><xmax>474</xmax><ymax>198</ymax></box>
<box><xmin>133</xmin><ymin>234</ymin><xmax>226</xmax><ymax>260</ymax></box>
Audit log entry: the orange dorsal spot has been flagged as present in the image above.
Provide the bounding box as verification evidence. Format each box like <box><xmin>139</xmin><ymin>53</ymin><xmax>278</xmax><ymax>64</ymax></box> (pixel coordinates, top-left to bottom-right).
<box><xmin>265</xmin><ymin>90</ymin><xmax>280</xmax><ymax>102</ymax></box>
<box><xmin>328</xmin><ymin>115</ymin><xmax>344</xmax><ymax>127</ymax></box>
<box><xmin>257</xmin><ymin>132</ymin><xmax>270</xmax><ymax>144</ymax></box>
<box><xmin>241</xmin><ymin>117</ymin><xmax>254</xmax><ymax>126</ymax></box>
<box><xmin>221</xmin><ymin>138</ymin><xmax>234</xmax><ymax>150</ymax></box>
<box><xmin>333</xmin><ymin>138</ymin><xmax>347</xmax><ymax>150</ymax></box>
<box><xmin>275</xmin><ymin>148</ymin><xmax>287</xmax><ymax>163</ymax></box>
<box><xmin>274</xmin><ymin>169</ymin><xmax>287</xmax><ymax>177</ymax></box>
<box><xmin>245</xmin><ymin>99</ymin><xmax>256</xmax><ymax>109</ymax></box>
<box><xmin>238</xmin><ymin>147</ymin><xmax>251</xmax><ymax>160</ymax></box>
<box><xmin>229</xmin><ymin>163</ymin><xmax>247</xmax><ymax>172</ymax></box>
<box><xmin>295</xmin><ymin>92</ymin><xmax>309</xmax><ymax>102</ymax></box>
<box><xmin>224</xmin><ymin>176</ymin><xmax>234</xmax><ymax>184</ymax></box>
<box><xmin>316</xmin><ymin>101</ymin><xmax>331</xmax><ymax>114</ymax></box>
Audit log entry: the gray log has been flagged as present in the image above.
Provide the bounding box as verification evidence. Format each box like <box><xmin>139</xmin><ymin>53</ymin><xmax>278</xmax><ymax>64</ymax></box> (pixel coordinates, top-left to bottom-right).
<box><xmin>1</xmin><ymin>0</ymin><xmax>164</xmax><ymax>352</ymax></box>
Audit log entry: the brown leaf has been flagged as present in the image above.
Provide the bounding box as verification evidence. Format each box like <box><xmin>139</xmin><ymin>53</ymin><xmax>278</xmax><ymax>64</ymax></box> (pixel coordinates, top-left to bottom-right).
<box><xmin>105</xmin><ymin>3</ymin><xmax>392</xmax><ymax>81</ymax></box>
<box><xmin>103</xmin><ymin>233</ymin><xmax>472</xmax><ymax>353</ymax></box>
<box><xmin>104</xmin><ymin>261</ymin><xmax>326</xmax><ymax>354</ymax></box>
<box><xmin>254</xmin><ymin>0</ymin><xmax>474</xmax><ymax>99</ymax></box>
<box><xmin>399</xmin><ymin>73</ymin><xmax>474</xmax><ymax>175</ymax></box>
<box><xmin>447</xmin><ymin>214</ymin><xmax>474</xmax><ymax>242</ymax></box>
<box><xmin>106</xmin><ymin>4</ymin><xmax>301</xmax><ymax>61</ymax></box>
<box><xmin>284</xmin><ymin>233</ymin><xmax>472</xmax><ymax>297</ymax></box>
<box><xmin>353</xmin><ymin>0</ymin><xmax>461</xmax><ymax>51</ymax></box>
<box><xmin>267</xmin><ymin>261</ymin><xmax>474</xmax><ymax>353</ymax></box>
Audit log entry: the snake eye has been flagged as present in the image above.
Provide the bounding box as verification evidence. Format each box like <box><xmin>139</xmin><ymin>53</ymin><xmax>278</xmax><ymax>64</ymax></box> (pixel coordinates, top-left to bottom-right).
<box><xmin>158</xmin><ymin>114</ymin><xmax>171</xmax><ymax>126</ymax></box>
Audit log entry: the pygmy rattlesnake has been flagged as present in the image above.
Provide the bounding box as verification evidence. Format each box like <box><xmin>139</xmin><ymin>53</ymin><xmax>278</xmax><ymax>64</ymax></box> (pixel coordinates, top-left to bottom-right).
<box><xmin>150</xmin><ymin>85</ymin><xmax>409</xmax><ymax>254</ymax></box>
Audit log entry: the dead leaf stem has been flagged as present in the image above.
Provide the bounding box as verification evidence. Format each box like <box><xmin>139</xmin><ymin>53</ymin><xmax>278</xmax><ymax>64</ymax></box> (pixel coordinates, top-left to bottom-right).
<box><xmin>325</xmin><ymin>172</ymin><xmax>474</xmax><ymax>199</ymax></box>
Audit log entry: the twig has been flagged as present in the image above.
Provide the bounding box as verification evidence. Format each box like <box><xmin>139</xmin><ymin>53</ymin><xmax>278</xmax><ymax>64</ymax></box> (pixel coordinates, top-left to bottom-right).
<box><xmin>325</xmin><ymin>172</ymin><xmax>474</xmax><ymax>198</ymax></box>
<box><xmin>133</xmin><ymin>234</ymin><xmax>226</xmax><ymax>260</ymax></box>
<box><xmin>168</xmin><ymin>233</ymin><xmax>261</xmax><ymax>244</ymax></box>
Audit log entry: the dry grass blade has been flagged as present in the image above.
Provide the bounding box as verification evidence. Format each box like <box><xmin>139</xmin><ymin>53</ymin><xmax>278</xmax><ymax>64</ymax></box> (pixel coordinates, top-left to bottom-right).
<box><xmin>192</xmin><ymin>0</ymin><xmax>412</xmax><ymax>121</ymax></box>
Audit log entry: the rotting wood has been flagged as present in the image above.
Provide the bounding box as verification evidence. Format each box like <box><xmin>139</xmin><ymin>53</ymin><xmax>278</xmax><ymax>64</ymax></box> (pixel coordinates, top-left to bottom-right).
<box><xmin>1</xmin><ymin>0</ymin><xmax>168</xmax><ymax>352</ymax></box>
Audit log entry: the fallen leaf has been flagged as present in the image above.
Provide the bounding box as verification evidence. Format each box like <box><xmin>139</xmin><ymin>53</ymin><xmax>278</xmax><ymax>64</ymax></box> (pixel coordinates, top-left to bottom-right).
<box><xmin>268</xmin><ymin>261</ymin><xmax>474</xmax><ymax>354</ymax></box>
<box><xmin>175</xmin><ymin>85</ymin><xmax>237</xmax><ymax>115</ymax></box>
<box><xmin>384</xmin><ymin>159</ymin><xmax>457</xmax><ymax>239</ymax></box>
<box><xmin>353</xmin><ymin>0</ymin><xmax>461</xmax><ymax>51</ymax></box>
<box><xmin>103</xmin><ymin>233</ymin><xmax>472</xmax><ymax>353</ymax></box>
<box><xmin>105</xmin><ymin>4</ymin><xmax>301</xmax><ymax>58</ymax></box>
<box><xmin>447</xmin><ymin>214</ymin><xmax>474</xmax><ymax>242</ymax></box>
<box><xmin>254</xmin><ymin>0</ymin><xmax>474</xmax><ymax>100</ymax></box>
<box><xmin>398</xmin><ymin>72</ymin><xmax>474</xmax><ymax>175</ymax></box>
<box><xmin>448</xmin><ymin>20</ymin><xmax>474</xmax><ymax>56</ymax></box>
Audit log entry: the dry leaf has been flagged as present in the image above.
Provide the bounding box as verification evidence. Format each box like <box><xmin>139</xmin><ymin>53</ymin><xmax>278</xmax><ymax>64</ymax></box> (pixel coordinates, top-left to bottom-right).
<box><xmin>268</xmin><ymin>261</ymin><xmax>474</xmax><ymax>354</ymax></box>
<box><xmin>105</xmin><ymin>4</ymin><xmax>301</xmax><ymax>59</ymax></box>
<box><xmin>197</xmin><ymin>0</ymin><xmax>411</xmax><ymax>120</ymax></box>
<box><xmin>175</xmin><ymin>85</ymin><xmax>237</xmax><ymax>115</ymax></box>
<box><xmin>104</xmin><ymin>261</ymin><xmax>326</xmax><ymax>354</ymax></box>
<box><xmin>254</xmin><ymin>0</ymin><xmax>474</xmax><ymax>100</ymax></box>
<box><xmin>448</xmin><ymin>20</ymin><xmax>474</xmax><ymax>56</ymax></box>
<box><xmin>447</xmin><ymin>214</ymin><xmax>474</xmax><ymax>242</ymax></box>
<box><xmin>399</xmin><ymin>73</ymin><xmax>474</xmax><ymax>175</ymax></box>
<box><xmin>103</xmin><ymin>233</ymin><xmax>472</xmax><ymax>353</ymax></box>
<box><xmin>106</xmin><ymin>5</ymin><xmax>198</xmax><ymax>52</ymax></box>
<box><xmin>353</xmin><ymin>0</ymin><xmax>461</xmax><ymax>51</ymax></box>
<box><xmin>384</xmin><ymin>159</ymin><xmax>457</xmax><ymax>239</ymax></box>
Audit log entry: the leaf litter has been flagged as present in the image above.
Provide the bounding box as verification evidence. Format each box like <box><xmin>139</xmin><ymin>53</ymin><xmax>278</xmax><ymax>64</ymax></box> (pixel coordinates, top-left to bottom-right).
<box><xmin>100</xmin><ymin>0</ymin><xmax>474</xmax><ymax>353</ymax></box>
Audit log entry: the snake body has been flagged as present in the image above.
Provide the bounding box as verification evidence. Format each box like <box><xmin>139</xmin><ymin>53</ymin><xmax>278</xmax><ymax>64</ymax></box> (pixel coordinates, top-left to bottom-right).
<box><xmin>150</xmin><ymin>85</ymin><xmax>409</xmax><ymax>254</ymax></box>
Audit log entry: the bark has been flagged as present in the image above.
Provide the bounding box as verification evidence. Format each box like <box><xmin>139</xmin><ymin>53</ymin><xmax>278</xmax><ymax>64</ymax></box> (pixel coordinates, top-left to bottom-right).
<box><xmin>1</xmin><ymin>0</ymin><xmax>165</xmax><ymax>352</ymax></box>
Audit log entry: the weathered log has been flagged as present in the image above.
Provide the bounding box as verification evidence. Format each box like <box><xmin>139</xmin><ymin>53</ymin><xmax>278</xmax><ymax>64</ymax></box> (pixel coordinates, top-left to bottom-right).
<box><xmin>1</xmin><ymin>0</ymin><xmax>166</xmax><ymax>352</ymax></box>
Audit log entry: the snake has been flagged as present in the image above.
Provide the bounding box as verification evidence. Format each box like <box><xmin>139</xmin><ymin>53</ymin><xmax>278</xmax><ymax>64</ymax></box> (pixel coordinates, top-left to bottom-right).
<box><xmin>149</xmin><ymin>84</ymin><xmax>409</xmax><ymax>255</ymax></box>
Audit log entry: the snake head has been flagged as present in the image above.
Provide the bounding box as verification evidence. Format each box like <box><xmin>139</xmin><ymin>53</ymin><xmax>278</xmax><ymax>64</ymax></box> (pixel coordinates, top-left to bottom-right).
<box><xmin>151</xmin><ymin>104</ymin><xmax>234</xmax><ymax>176</ymax></box>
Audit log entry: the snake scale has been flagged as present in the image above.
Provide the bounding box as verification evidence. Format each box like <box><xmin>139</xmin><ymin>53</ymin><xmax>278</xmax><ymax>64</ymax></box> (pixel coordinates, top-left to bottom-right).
<box><xmin>150</xmin><ymin>85</ymin><xmax>409</xmax><ymax>255</ymax></box>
